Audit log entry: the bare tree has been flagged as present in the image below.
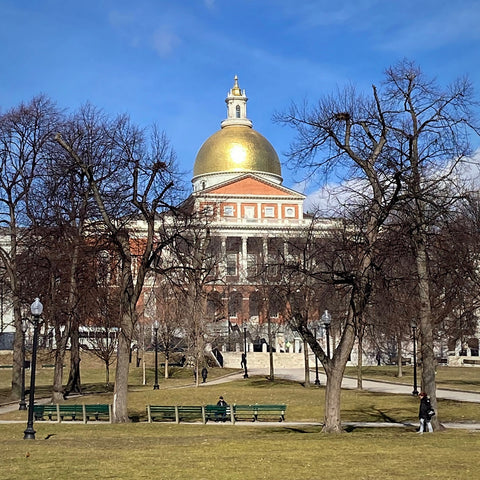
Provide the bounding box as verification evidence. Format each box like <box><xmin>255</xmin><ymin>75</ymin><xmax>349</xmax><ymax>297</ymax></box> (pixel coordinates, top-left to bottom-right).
<box><xmin>277</xmin><ymin>87</ymin><xmax>401</xmax><ymax>431</ymax></box>
<box><xmin>0</xmin><ymin>96</ymin><xmax>60</xmax><ymax>399</ymax></box>
<box><xmin>278</xmin><ymin>60</ymin><xmax>478</xmax><ymax>431</ymax></box>
<box><xmin>55</xmin><ymin>105</ymin><xmax>180</xmax><ymax>422</ymax></box>
<box><xmin>166</xmin><ymin>220</ymin><xmax>221</xmax><ymax>386</ymax></box>
<box><xmin>382</xmin><ymin>61</ymin><xmax>479</xmax><ymax>429</ymax></box>
<box><xmin>143</xmin><ymin>284</ymin><xmax>184</xmax><ymax>379</ymax></box>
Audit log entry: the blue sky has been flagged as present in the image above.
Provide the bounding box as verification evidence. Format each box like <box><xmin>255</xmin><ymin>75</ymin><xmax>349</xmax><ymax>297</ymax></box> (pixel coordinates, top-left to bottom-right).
<box><xmin>1</xmin><ymin>0</ymin><xmax>479</xmax><ymax>198</ymax></box>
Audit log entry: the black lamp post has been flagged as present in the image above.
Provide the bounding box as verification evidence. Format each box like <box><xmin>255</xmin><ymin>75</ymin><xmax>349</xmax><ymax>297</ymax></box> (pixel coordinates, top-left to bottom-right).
<box><xmin>322</xmin><ymin>309</ymin><xmax>331</xmax><ymax>359</ymax></box>
<box><xmin>411</xmin><ymin>320</ymin><xmax>419</xmax><ymax>396</ymax></box>
<box><xmin>19</xmin><ymin>319</ymin><xmax>28</xmax><ymax>411</ymax></box>
<box><xmin>23</xmin><ymin>298</ymin><xmax>43</xmax><ymax>440</ymax></box>
<box><xmin>314</xmin><ymin>327</ymin><xmax>320</xmax><ymax>386</ymax></box>
<box><xmin>153</xmin><ymin>320</ymin><xmax>159</xmax><ymax>390</ymax></box>
<box><xmin>243</xmin><ymin>326</ymin><xmax>248</xmax><ymax>379</ymax></box>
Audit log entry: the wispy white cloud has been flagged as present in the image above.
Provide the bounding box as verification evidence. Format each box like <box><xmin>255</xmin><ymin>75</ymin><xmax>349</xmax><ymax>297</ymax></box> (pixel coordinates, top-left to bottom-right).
<box><xmin>304</xmin><ymin>150</ymin><xmax>480</xmax><ymax>215</ymax></box>
<box><xmin>304</xmin><ymin>178</ymin><xmax>367</xmax><ymax>215</ymax></box>
<box><xmin>277</xmin><ymin>0</ymin><xmax>381</xmax><ymax>28</ymax></box>
<box><xmin>378</xmin><ymin>4</ymin><xmax>480</xmax><ymax>54</ymax></box>
<box><xmin>152</xmin><ymin>27</ymin><xmax>181</xmax><ymax>58</ymax></box>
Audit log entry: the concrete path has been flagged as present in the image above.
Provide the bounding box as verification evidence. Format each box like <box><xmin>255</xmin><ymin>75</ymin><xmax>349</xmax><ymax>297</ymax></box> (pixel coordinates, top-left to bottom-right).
<box><xmin>207</xmin><ymin>367</ymin><xmax>480</xmax><ymax>403</ymax></box>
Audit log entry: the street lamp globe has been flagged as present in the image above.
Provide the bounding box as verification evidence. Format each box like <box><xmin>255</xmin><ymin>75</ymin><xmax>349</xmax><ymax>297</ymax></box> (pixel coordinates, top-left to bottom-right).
<box><xmin>24</xmin><ymin>297</ymin><xmax>43</xmax><ymax>440</ymax></box>
<box><xmin>321</xmin><ymin>310</ymin><xmax>332</xmax><ymax>359</ymax></box>
<box><xmin>31</xmin><ymin>298</ymin><xmax>43</xmax><ymax>316</ymax></box>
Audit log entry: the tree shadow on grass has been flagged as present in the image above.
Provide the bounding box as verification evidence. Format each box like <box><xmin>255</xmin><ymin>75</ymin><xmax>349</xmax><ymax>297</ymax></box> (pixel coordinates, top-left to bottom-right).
<box><xmin>342</xmin><ymin>405</ymin><xmax>407</xmax><ymax>423</ymax></box>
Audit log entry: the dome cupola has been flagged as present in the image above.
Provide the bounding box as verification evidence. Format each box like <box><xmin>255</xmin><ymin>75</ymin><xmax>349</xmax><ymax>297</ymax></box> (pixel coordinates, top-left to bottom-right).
<box><xmin>192</xmin><ymin>76</ymin><xmax>282</xmax><ymax>191</ymax></box>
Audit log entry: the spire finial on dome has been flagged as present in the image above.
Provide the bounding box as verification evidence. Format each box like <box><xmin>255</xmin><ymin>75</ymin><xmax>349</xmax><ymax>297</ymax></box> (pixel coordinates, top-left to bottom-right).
<box><xmin>222</xmin><ymin>75</ymin><xmax>252</xmax><ymax>128</ymax></box>
<box><xmin>232</xmin><ymin>75</ymin><xmax>242</xmax><ymax>96</ymax></box>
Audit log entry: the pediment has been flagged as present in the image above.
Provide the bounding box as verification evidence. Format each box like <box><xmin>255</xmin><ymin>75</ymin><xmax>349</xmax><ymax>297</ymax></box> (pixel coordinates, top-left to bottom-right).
<box><xmin>202</xmin><ymin>174</ymin><xmax>304</xmax><ymax>198</ymax></box>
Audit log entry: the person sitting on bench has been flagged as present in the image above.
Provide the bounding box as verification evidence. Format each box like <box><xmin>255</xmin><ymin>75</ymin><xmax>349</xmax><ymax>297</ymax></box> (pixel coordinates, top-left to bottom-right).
<box><xmin>216</xmin><ymin>396</ymin><xmax>228</xmax><ymax>422</ymax></box>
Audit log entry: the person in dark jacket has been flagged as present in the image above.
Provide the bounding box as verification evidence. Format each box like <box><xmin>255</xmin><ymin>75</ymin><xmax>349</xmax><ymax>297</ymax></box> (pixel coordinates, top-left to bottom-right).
<box><xmin>418</xmin><ymin>392</ymin><xmax>434</xmax><ymax>433</ymax></box>
<box><xmin>201</xmin><ymin>367</ymin><xmax>208</xmax><ymax>383</ymax></box>
<box><xmin>216</xmin><ymin>396</ymin><xmax>228</xmax><ymax>422</ymax></box>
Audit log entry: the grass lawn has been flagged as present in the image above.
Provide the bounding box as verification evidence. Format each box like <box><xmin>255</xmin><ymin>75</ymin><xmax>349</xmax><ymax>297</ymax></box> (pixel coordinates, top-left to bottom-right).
<box><xmin>1</xmin><ymin>424</ymin><xmax>479</xmax><ymax>480</ymax></box>
<box><xmin>2</xmin><ymin>353</ymin><xmax>480</xmax><ymax>479</ymax></box>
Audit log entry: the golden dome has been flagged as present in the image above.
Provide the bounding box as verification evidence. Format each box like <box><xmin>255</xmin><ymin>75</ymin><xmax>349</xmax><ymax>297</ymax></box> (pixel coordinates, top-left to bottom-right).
<box><xmin>193</xmin><ymin>125</ymin><xmax>282</xmax><ymax>178</ymax></box>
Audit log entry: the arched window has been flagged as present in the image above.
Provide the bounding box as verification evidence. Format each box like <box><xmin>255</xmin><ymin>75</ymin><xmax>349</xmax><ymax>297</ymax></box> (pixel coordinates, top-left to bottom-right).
<box><xmin>235</xmin><ymin>105</ymin><xmax>241</xmax><ymax>118</ymax></box>
<box><xmin>249</xmin><ymin>291</ymin><xmax>261</xmax><ymax>317</ymax></box>
<box><xmin>207</xmin><ymin>291</ymin><xmax>223</xmax><ymax>320</ymax></box>
<box><xmin>228</xmin><ymin>291</ymin><xmax>243</xmax><ymax>318</ymax></box>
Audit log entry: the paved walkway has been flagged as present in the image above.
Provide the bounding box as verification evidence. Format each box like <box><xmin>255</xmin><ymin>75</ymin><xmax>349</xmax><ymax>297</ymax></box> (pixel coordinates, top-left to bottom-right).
<box><xmin>206</xmin><ymin>367</ymin><xmax>480</xmax><ymax>403</ymax></box>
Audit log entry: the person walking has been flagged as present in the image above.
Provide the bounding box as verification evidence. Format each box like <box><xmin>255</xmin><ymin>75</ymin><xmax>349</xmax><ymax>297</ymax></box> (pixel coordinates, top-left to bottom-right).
<box><xmin>201</xmin><ymin>366</ymin><xmax>208</xmax><ymax>383</ymax></box>
<box><xmin>418</xmin><ymin>392</ymin><xmax>434</xmax><ymax>433</ymax></box>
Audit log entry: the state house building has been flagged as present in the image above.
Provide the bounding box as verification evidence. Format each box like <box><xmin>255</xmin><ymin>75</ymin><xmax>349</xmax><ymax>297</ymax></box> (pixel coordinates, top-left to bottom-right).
<box><xmin>186</xmin><ymin>76</ymin><xmax>330</xmax><ymax>363</ymax></box>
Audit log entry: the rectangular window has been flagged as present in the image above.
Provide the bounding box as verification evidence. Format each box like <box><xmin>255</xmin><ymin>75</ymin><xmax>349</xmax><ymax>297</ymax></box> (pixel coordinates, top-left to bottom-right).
<box><xmin>264</xmin><ymin>206</ymin><xmax>275</xmax><ymax>218</ymax></box>
<box><xmin>247</xmin><ymin>253</ymin><xmax>257</xmax><ymax>277</ymax></box>
<box><xmin>244</xmin><ymin>206</ymin><xmax>255</xmax><ymax>219</ymax></box>
<box><xmin>226</xmin><ymin>253</ymin><xmax>237</xmax><ymax>275</ymax></box>
<box><xmin>223</xmin><ymin>205</ymin><xmax>234</xmax><ymax>217</ymax></box>
<box><xmin>201</xmin><ymin>204</ymin><xmax>214</xmax><ymax>216</ymax></box>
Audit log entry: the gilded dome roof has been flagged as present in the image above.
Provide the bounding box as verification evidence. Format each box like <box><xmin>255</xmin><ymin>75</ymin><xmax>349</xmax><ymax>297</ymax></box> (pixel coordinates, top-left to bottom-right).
<box><xmin>193</xmin><ymin>125</ymin><xmax>282</xmax><ymax>178</ymax></box>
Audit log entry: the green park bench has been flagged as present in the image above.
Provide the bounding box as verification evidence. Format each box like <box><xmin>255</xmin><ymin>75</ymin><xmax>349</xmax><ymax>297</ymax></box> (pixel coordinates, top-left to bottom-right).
<box><xmin>0</xmin><ymin>365</ymin><xmax>13</xmax><ymax>369</ymax></box>
<box><xmin>205</xmin><ymin>404</ymin><xmax>232</xmax><ymax>423</ymax></box>
<box><xmin>84</xmin><ymin>404</ymin><xmax>112</xmax><ymax>422</ymax></box>
<box><xmin>33</xmin><ymin>404</ymin><xmax>111</xmax><ymax>423</ymax></box>
<box><xmin>147</xmin><ymin>405</ymin><xmax>177</xmax><ymax>423</ymax></box>
<box><xmin>33</xmin><ymin>404</ymin><xmax>82</xmax><ymax>421</ymax></box>
<box><xmin>463</xmin><ymin>358</ymin><xmax>480</xmax><ymax>366</ymax></box>
<box><xmin>147</xmin><ymin>405</ymin><xmax>205</xmax><ymax>423</ymax></box>
<box><xmin>233</xmin><ymin>404</ymin><xmax>286</xmax><ymax>422</ymax></box>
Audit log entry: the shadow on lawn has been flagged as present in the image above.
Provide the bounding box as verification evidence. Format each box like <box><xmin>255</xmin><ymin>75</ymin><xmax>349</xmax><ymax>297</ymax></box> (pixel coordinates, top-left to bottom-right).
<box><xmin>246</xmin><ymin>377</ymin><xmax>301</xmax><ymax>388</ymax></box>
<box><xmin>342</xmin><ymin>405</ymin><xmax>406</xmax><ymax>423</ymax></box>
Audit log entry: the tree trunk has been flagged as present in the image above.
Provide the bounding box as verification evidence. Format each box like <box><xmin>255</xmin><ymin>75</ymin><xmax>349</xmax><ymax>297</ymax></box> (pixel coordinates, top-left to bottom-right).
<box><xmin>396</xmin><ymin>335</ymin><xmax>403</xmax><ymax>378</ymax></box>
<box><xmin>323</xmin><ymin>366</ymin><xmax>344</xmax><ymax>433</ymax></box>
<box><xmin>415</xmin><ymin>236</ymin><xmax>443</xmax><ymax>430</ymax></box>
<box><xmin>105</xmin><ymin>360</ymin><xmax>110</xmax><ymax>386</ymax></box>
<box><xmin>10</xmin><ymin>297</ymin><xmax>23</xmax><ymax>400</ymax></box>
<box><xmin>268</xmin><ymin>314</ymin><xmax>274</xmax><ymax>381</ymax></box>
<box><xmin>113</xmin><ymin>328</ymin><xmax>131</xmax><ymax>422</ymax></box>
<box><xmin>66</xmin><ymin>325</ymin><xmax>82</xmax><ymax>394</ymax></box>
<box><xmin>304</xmin><ymin>339</ymin><xmax>310</xmax><ymax>387</ymax></box>
<box><xmin>164</xmin><ymin>355</ymin><xmax>169</xmax><ymax>379</ymax></box>
<box><xmin>356</xmin><ymin>330</ymin><xmax>364</xmax><ymax>389</ymax></box>
<box><xmin>52</xmin><ymin>332</ymin><xmax>68</xmax><ymax>402</ymax></box>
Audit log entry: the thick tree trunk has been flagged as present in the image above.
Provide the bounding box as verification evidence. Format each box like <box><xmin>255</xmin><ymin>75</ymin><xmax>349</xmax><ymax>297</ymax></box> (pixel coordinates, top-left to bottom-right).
<box><xmin>66</xmin><ymin>326</ymin><xmax>82</xmax><ymax>394</ymax></box>
<box><xmin>415</xmin><ymin>236</ymin><xmax>443</xmax><ymax>430</ymax></box>
<box><xmin>323</xmin><ymin>367</ymin><xmax>344</xmax><ymax>433</ymax></box>
<box><xmin>113</xmin><ymin>328</ymin><xmax>131</xmax><ymax>422</ymax></box>
<box><xmin>52</xmin><ymin>333</ymin><xmax>68</xmax><ymax>402</ymax></box>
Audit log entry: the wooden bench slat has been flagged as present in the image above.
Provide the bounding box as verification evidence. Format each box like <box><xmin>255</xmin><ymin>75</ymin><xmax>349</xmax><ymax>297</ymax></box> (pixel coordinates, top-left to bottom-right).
<box><xmin>33</xmin><ymin>404</ymin><xmax>111</xmax><ymax>422</ymax></box>
<box><xmin>205</xmin><ymin>404</ymin><xmax>231</xmax><ymax>422</ymax></box>
<box><xmin>233</xmin><ymin>404</ymin><xmax>286</xmax><ymax>422</ymax></box>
